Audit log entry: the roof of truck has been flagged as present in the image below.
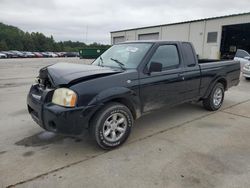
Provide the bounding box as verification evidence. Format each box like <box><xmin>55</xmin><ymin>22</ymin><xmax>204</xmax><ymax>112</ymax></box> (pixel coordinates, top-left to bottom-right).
<box><xmin>118</xmin><ymin>40</ymin><xmax>187</xmax><ymax>44</ymax></box>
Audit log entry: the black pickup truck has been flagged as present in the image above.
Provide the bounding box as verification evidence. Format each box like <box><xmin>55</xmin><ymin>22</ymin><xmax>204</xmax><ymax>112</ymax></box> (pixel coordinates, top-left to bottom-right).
<box><xmin>27</xmin><ymin>41</ymin><xmax>240</xmax><ymax>149</ymax></box>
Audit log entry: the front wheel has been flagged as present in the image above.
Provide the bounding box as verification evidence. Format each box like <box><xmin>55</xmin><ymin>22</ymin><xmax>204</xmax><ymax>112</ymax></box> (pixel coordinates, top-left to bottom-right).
<box><xmin>203</xmin><ymin>83</ymin><xmax>225</xmax><ymax>111</ymax></box>
<box><xmin>90</xmin><ymin>102</ymin><xmax>133</xmax><ymax>150</ymax></box>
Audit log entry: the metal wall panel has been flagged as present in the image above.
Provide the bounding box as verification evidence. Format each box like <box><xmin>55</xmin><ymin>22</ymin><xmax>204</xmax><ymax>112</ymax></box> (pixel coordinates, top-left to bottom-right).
<box><xmin>189</xmin><ymin>21</ymin><xmax>205</xmax><ymax>57</ymax></box>
<box><xmin>110</xmin><ymin>13</ymin><xmax>250</xmax><ymax>59</ymax></box>
<box><xmin>161</xmin><ymin>23</ymin><xmax>189</xmax><ymax>41</ymax></box>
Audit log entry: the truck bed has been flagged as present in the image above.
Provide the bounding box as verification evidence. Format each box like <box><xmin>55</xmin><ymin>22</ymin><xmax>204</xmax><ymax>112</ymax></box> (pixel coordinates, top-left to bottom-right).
<box><xmin>198</xmin><ymin>59</ymin><xmax>240</xmax><ymax>97</ymax></box>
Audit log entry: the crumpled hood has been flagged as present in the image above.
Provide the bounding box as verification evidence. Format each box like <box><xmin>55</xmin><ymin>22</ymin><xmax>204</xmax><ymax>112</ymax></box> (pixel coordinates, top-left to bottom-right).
<box><xmin>45</xmin><ymin>63</ymin><xmax>122</xmax><ymax>86</ymax></box>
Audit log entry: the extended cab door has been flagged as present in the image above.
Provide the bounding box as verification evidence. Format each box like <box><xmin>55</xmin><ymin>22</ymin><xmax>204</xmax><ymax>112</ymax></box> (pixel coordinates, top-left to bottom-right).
<box><xmin>139</xmin><ymin>43</ymin><xmax>186</xmax><ymax>112</ymax></box>
<box><xmin>180</xmin><ymin>42</ymin><xmax>201</xmax><ymax>101</ymax></box>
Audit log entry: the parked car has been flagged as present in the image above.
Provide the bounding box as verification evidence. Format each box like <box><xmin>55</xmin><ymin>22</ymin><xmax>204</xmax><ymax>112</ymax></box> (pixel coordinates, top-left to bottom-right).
<box><xmin>65</xmin><ymin>52</ymin><xmax>79</xmax><ymax>57</ymax></box>
<box><xmin>41</xmin><ymin>52</ymin><xmax>50</xmax><ymax>58</ymax></box>
<box><xmin>10</xmin><ymin>50</ymin><xmax>25</xmax><ymax>58</ymax></box>
<box><xmin>0</xmin><ymin>52</ymin><xmax>7</xmax><ymax>58</ymax></box>
<box><xmin>27</xmin><ymin>41</ymin><xmax>240</xmax><ymax>149</ymax></box>
<box><xmin>55</xmin><ymin>52</ymin><xmax>65</xmax><ymax>57</ymax></box>
<box><xmin>234</xmin><ymin>49</ymin><xmax>250</xmax><ymax>69</ymax></box>
<box><xmin>41</xmin><ymin>52</ymin><xmax>58</xmax><ymax>58</ymax></box>
<box><xmin>242</xmin><ymin>62</ymin><xmax>250</xmax><ymax>80</ymax></box>
<box><xmin>2</xmin><ymin>51</ymin><xmax>18</xmax><ymax>58</ymax></box>
<box><xmin>23</xmin><ymin>52</ymin><xmax>35</xmax><ymax>58</ymax></box>
<box><xmin>33</xmin><ymin>52</ymin><xmax>43</xmax><ymax>58</ymax></box>
<box><xmin>49</xmin><ymin>52</ymin><xmax>58</xmax><ymax>58</ymax></box>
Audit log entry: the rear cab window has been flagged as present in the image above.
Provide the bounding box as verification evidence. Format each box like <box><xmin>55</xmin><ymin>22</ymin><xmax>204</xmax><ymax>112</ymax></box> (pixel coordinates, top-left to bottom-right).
<box><xmin>182</xmin><ymin>42</ymin><xmax>197</xmax><ymax>67</ymax></box>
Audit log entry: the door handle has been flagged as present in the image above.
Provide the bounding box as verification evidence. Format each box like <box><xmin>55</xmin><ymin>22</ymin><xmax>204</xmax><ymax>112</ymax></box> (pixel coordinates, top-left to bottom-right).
<box><xmin>178</xmin><ymin>73</ymin><xmax>185</xmax><ymax>80</ymax></box>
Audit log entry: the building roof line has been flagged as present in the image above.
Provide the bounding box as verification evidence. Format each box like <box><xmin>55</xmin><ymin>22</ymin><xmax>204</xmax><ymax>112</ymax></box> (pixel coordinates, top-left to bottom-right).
<box><xmin>110</xmin><ymin>12</ymin><xmax>250</xmax><ymax>33</ymax></box>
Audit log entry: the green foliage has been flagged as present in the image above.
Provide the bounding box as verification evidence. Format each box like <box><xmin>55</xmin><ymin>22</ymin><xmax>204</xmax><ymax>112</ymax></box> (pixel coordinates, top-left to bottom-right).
<box><xmin>0</xmin><ymin>23</ymin><xmax>110</xmax><ymax>52</ymax></box>
<box><xmin>0</xmin><ymin>40</ymin><xmax>8</xmax><ymax>50</ymax></box>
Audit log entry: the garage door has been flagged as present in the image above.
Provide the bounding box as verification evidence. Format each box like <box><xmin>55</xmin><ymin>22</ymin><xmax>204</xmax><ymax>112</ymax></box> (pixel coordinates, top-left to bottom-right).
<box><xmin>138</xmin><ymin>33</ymin><xmax>159</xmax><ymax>40</ymax></box>
<box><xmin>220</xmin><ymin>23</ymin><xmax>250</xmax><ymax>59</ymax></box>
<box><xmin>113</xmin><ymin>36</ymin><xmax>125</xmax><ymax>44</ymax></box>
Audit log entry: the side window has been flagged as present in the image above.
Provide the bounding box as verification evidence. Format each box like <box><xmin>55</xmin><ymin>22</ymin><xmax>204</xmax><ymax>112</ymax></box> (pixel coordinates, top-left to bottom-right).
<box><xmin>182</xmin><ymin>43</ymin><xmax>197</xmax><ymax>67</ymax></box>
<box><xmin>149</xmin><ymin>45</ymin><xmax>179</xmax><ymax>70</ymax></box>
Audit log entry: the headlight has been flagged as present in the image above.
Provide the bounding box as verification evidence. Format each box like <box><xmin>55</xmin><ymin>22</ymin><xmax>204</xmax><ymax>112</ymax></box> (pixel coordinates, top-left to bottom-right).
<box><xmin>52</xmin><ymin>88</ymin><xmax>77</xmax><ymax>107</ymax></box>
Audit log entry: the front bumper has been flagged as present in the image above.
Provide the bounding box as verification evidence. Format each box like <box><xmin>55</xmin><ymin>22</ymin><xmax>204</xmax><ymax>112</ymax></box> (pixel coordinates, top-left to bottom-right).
<box><xmin>243</xmin><ymin>73</ymin><xmax>250</xmax><ymax>78</ymax></box>
<box><xmin>242</xmin><ymin>66</ymin><xmax>250</xmax><ymax>78</ymax></box>
<box><xmin>27</xmin><ymin>84</ymin><xmax>100</xmax><ymax>135</ymax></box>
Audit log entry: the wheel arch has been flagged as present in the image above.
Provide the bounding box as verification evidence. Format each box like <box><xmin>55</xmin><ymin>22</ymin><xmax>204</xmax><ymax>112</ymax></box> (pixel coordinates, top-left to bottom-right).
<box><xmin>203</xmin><ymin>76</ymin><xmax>227</xmax><ymax>99</ymax></box>
<box><xmin>217</xmin><ymin>78</ymin><xmax>227</xmax><ymax>90</ymax></box>
<box><xmin>87</xmin><ymin>87</ymin><xmax>142</xmax><ymax>129</ymax></box>
<box><xmin>105</xmin><ymin>97</ymin><xmax>138</xmax><ymax>120</ymax></box>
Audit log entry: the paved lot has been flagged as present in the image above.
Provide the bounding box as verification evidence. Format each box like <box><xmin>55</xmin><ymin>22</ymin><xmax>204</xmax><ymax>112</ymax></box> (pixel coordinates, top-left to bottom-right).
<box><xmin>0</xmin><ymin>58</ymin><xmax>250</xmax><ymax>188</ymax></box>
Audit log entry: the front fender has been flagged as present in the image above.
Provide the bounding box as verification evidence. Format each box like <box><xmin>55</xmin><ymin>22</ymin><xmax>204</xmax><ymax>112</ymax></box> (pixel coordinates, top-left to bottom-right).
<box><xmin>88</xmin><ymin>87</ymin><xmax>142</xmax><ymax>118</ymax></box>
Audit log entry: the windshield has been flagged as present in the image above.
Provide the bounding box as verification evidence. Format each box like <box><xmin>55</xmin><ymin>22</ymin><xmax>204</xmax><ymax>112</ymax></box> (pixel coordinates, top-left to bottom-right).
<box><xmin>235</xmin><ymin>49</ymin><xmax>250</xmax><ymax>58</ymax></box>
<box><xmin>92</xmin><ymin>43</ymin><xmax>152</xmax><ymax>69</ymax></box>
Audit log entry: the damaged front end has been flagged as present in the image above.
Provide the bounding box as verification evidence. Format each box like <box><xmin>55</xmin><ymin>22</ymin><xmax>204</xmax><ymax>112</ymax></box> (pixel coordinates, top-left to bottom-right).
<box><xmin>35</xmin><ymin>66</ymin><xmax>55</xmax><ymax>89</ymax></box>
<box><xmin>27</xmin><ymin>62</ymin><xmax>119</xmax><ymax>135</ymax></box>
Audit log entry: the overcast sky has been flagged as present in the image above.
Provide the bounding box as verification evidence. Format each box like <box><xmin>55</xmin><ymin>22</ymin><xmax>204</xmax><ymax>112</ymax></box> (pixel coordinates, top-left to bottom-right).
<box><xmin>0</xmin><ymin>0</ymin><xmax>249</xmax><ymax>44</ymax></box>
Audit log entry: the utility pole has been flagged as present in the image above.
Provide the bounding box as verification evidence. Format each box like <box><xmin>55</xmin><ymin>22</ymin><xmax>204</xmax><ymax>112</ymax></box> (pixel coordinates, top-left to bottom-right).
<box><xmin>85</xmin><ymin>25</ymin><xmax>88</xmax><ymax>44</ymax></box>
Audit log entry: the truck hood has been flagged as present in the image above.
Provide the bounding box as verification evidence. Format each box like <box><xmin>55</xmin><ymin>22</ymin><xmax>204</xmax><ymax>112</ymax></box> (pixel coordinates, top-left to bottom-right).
<box><xmin>44</xmin><ymin>63</ymin><xmax>122</xmax><ymax>86</ymax></box>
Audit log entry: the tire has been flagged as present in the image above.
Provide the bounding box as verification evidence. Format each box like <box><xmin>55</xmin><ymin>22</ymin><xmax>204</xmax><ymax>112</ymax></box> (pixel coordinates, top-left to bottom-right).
<box><xmin>203</xmin><ymin>83</ymin><xmax>225</xmax><ymax>111</ymax></box>
<box><xmin>245</xmin><ymin>77</ymin><xmax>250</xmax><ymax>80</ymax></box>
<box><xmin>90</xmin><ymin>102</ymin><xmax>133</xmax><ymax>150</ymax></box>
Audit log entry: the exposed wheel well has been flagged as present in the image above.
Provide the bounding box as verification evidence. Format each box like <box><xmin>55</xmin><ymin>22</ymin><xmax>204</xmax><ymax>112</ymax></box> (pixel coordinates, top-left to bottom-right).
<box><xmin>107</xmin><ymin>98</ymin><xmax>137</xmax><ymax>120</ymax></box>
<box><xmin>201</xmin><ymin>77</ymin><xmax>227</xmax><ymax>100</ymax></box>
<box><xmin>217</xmin><ymin>78</ymin><xmax>227</xmax><ymax>90</ymax></box>
<box><xmin>88</xmin><ymin>98</ymin><xmax>137</xmax><ymax>129</ymax></box>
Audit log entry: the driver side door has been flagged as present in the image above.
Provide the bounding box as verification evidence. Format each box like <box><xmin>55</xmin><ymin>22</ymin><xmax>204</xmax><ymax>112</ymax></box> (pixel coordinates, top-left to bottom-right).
<box><xmin>139</xmin><ymin>44</ymin><xmax>185</xmax><ymax>112</ymax></box>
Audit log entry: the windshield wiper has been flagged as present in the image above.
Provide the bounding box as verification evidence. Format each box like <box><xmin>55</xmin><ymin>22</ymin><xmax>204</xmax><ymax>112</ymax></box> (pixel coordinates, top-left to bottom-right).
<box><xmin>110</xmin><ymin>58</ymin><xmax>126</xmax><ymax>70</ymax></box>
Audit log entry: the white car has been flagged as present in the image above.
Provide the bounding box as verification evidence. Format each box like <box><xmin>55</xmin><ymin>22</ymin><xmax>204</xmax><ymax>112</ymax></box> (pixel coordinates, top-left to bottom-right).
<box><xmin>0</xmin><ymin>52</ymin><xmax>7</xmax><ymax>58</ymax></box>
<box><xmin>234</xmin><ymin>49</ymin><xmax>250</xmax><ymax>70</ymax></box>
<box><xmin>242</xmin><ymin>63</ymin><xmax>250</xmax><ymax>80</ymax></box>
<box><xmin>48</xmin><ymin>52</ymin><xmax>58</xmax><ymax>58</ymax></box>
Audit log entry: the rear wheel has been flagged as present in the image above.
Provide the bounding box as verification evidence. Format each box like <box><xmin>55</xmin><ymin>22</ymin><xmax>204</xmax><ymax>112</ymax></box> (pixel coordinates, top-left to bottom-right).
<box><xmin>90</xmin><ymin>102</ymin><xmax>133</xmax><ymax>150</ymax></box>
<box><xmin>245</xmin><ymin>77</ymin><xmax>250</xmax><ymax>80</ymax></box>
<box><xmin>203</xmin><ymin>83</ymin><xmax>224</xmax><ymax>111</ymax></box>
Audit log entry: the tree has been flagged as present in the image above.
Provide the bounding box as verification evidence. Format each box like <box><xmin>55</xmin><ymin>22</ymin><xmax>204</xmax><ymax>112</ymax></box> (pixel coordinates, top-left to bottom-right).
<box><xmin>0</xmin><ymin>40</ymin><xmax>8</xmax><ymax>50</ymax></box>
<box><xmin>0</xmin><ymin>22</ymin><xmax>110</xmax><ymax>52</ymax></box>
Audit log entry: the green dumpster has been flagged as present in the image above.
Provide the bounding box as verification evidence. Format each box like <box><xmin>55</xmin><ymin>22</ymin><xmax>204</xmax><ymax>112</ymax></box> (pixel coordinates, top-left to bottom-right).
<box><xmin>79</xmin><ymin>48</ymin><xmax>108</xmax><ymax>59</ymax></box>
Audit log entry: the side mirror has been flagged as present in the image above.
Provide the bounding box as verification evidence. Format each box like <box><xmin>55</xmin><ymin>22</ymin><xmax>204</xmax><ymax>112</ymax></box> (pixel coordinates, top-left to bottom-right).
<box><xmin>244</xmin><ymin>56</ymin><xmax>250</xmax><ymax>61</ymax></box>
<box><xmin>149</xmin><ymin>62</ymin><xmax>163</xmax><ymax>73</ymax></box>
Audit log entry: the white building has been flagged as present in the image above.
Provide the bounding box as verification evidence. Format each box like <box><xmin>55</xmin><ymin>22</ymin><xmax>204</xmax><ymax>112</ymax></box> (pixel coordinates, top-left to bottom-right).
<box><xmin>110</xmin><ymin>12</ymin><xmax>250</xmax><ymax>59</ymax></box>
